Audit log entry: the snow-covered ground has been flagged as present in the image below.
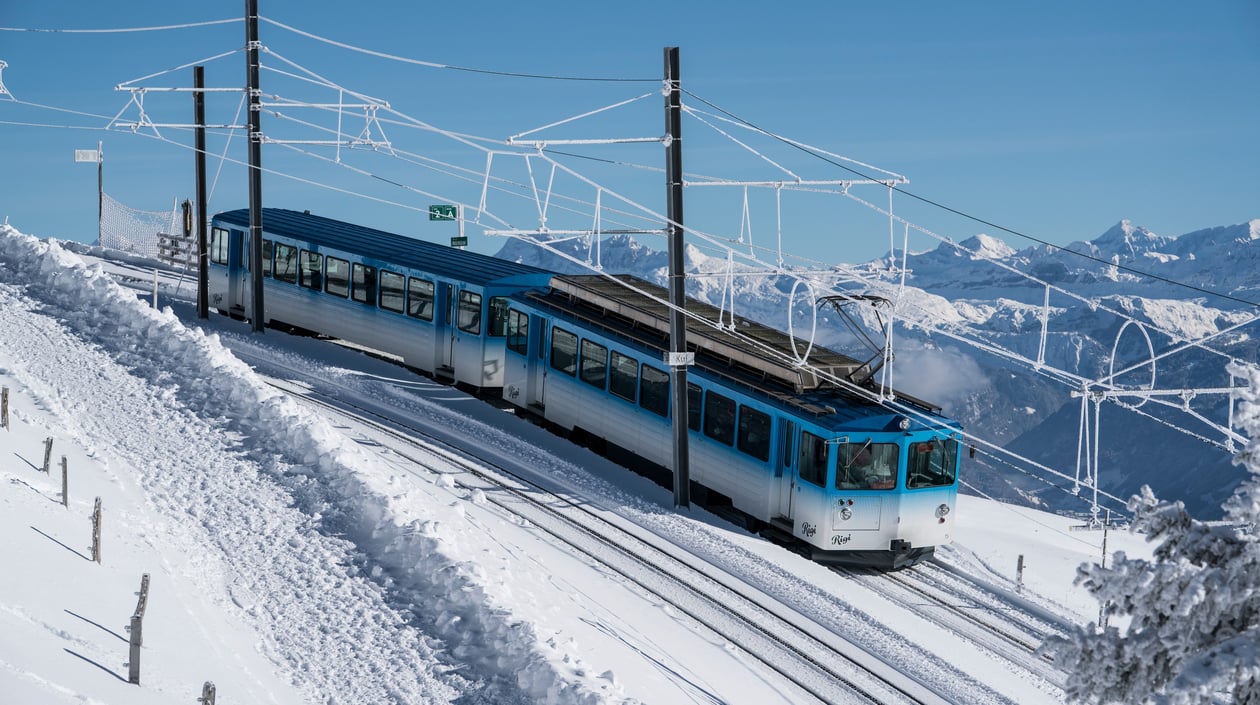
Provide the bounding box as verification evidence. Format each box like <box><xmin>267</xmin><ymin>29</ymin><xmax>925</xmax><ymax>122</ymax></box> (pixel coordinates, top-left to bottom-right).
<box><xmin>0</xmin><ymin>224</ymin><xmax>1158</xmax><ymax>704</ymax></box>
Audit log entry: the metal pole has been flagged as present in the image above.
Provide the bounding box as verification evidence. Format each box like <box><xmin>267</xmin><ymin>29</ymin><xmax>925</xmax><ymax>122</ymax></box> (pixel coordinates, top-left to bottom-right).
<box><xmin>97</xmin><ymin>140</ymin><xmax>103</xmax><ymax>247</ymax></box>
<box><xmin>194</xmin><ymin>65</ymin><xmax>209</xmax><ymax>320</ymax></box>
<box><xmin>245</xmin><ymin>0</ymin><xmax>265</xmax><ymax>332</ymax></box>
<box><xmin>664</xmin><ymin>47</ymin><xmax>690</xmax><ymax>509</ymax></box>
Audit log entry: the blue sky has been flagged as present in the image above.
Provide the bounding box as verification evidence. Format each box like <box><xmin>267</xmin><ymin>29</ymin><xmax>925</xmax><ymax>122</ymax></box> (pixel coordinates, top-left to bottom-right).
<box><xmin>1</xmin><ymin>1</ymin><xmax>1257</xmax><ymax>264</ymax></box>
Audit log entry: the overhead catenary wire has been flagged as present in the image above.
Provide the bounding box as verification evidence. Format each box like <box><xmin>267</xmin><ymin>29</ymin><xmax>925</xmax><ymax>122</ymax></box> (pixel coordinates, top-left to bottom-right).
<box><xmin>0</xmin><ymin>19</ymin><xmax>241</xmax><ymax>34</ymax></box>
<box><xmin>260</xmin><ymin>16</ymin><xmax>657</xmax><ymax>83</ymax></box>
<box><xmin>680</xmin><ymin>88</ymin><xmax>1260</xmax><ymax>310</ymax></box>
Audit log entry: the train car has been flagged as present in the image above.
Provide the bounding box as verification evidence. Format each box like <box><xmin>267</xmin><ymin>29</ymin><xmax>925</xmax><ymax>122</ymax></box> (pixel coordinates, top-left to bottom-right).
<box><xmin>208</xmin><ymin>208</ymin><xmax>552</xmax><ymax>388</ymax></box>
<box><xmin>500</xmin><ymin>274</ymin><xmax>961</xmax><ymax>568</ymax></box>
<box><xmin>207</xmin><ymin>209</ymin><xmax>962</xmax><ymax>568</ymax></box>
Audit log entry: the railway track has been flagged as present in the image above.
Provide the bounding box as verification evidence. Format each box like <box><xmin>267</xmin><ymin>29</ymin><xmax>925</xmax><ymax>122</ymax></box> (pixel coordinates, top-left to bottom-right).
<box><xmin>840</xmin><ymin>559</ymin><xmax>1070</xmax><ymax>694</ymax></box>
<box><xmin>274</xmin><ymin>376</ymin><xmax>948</xmax><ymax>705</ymax></box>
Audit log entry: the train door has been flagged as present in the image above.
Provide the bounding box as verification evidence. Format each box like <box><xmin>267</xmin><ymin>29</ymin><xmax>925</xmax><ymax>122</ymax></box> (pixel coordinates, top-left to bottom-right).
<box><xmin>437</xmin><ymin>283</ymin><xmax>455</xmax><ymax>372</ymax></box>
<box><xmin>226</xmin><ymin>228</ymin><xmax>247</xmax><ymax>314</ymax></box>
<box><xmin>791</xmin><ymin>430</ymin><xmax>833</xmax><ymax>541</ymax></box>
<box><xmin>775</xmin><ymin>419</ymin><xmax>796</xmax><ymax>519</ymax></box>
<box><xmin>527</xmin><ymin>315</ymin><xmax>547</xmax><ymax>409</ymax></box>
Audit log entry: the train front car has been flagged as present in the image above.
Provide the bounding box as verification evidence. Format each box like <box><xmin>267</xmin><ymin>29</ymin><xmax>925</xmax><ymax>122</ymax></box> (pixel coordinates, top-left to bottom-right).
<box><xmin>789</xmin><ymin>410</ymin><xmax>960</xmax><ymax>569</ymax></box>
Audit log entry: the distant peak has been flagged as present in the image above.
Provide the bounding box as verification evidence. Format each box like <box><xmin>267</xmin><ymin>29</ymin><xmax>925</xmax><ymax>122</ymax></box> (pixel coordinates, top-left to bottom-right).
<box><xmin>958</xmin><ymin>233</ymin><xmax>1016</xmax><ymax>260</ymax></box>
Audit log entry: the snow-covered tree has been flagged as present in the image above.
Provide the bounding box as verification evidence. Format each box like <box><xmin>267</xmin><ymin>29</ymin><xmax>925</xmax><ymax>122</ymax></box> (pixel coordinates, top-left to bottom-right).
<box><xmin>1048</xmin><ymin>361</ymin><xmax>1260</xmax><ymax>704</ymax></box>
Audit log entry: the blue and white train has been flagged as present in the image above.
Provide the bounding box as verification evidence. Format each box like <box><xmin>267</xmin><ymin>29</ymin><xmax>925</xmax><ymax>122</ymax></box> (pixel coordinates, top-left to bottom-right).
<box><xmin>209</xmin><ymin>208</ymin><xmax>962</xmax><ymax>568</ymax></box>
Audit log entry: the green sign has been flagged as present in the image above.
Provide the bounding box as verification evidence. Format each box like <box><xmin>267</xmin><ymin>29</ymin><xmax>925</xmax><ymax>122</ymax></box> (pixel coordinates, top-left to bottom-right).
<box><xmin>450</xmin><ymin>236</ymin><xmax>468</xmax><ymax>248</ymax></box>
<box><xmin>429</xmin><ymin>204</ymin><xmax>458</xmax><ymax>221</ymax></box>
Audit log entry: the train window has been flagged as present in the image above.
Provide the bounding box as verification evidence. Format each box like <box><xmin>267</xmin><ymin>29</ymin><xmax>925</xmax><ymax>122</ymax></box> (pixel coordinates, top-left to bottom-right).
<box><xmin>379</xmin><ymin>271</ymin><xmax>405</xmax><ymax>312</ymax></box>
<box><xmin>273</xmin><ymin>243</ymin><xmax>297</xmax><ymax>283</ymax></box>
<box><xmin>907</xmin><ymin>439</ymin><xmax>958</xmax><ymax>489</ymax></box>
<box><xmin>407</xmin><ymin>278</ymin><xmax>434</xmax><ymax>320</ymax></box>
<box><xmin>300</xmin><ymin>250</ymin><xmax>322</xmax><ymax>290</ymax></box>
<box><xmin>506</xmin><ymin>310</ymin><xmax>528</xmax><ymax>355</ymax></box>
<box><xmin>737</xmin><ymin>405</ymin><xmax>771</xmax><ymax>461</ymax></box>
<box><xmin>550</xmin><ymin>328</ymin><xmax>578</xmax><ymax>376</ymax></box>
<box><xmin>580</xmin><ymin>339</ymin><xmax>608</xmax><ymax>389</ymax></box>
<box><xmin>488</xmin><ymin>297</ymin><xmax>510</xmax><ymax>337</ymax></box>
<box><xmin>609</xmin><ymin>352</ymin><xmax>637</xmax><ymax>402</ymax></box>
<box><xmin>837</xmin><ymin>442</ymin><xmax>899</xmax><ymax>490</ymax></box>
<box><xmin>324</xmin><ymin>256</ymin><xmax>350</xmax><ymax>297</ymax></box>
<box><xmin>262</xmin><ymin>240</ymin><xmax>273</xmax><ymax>276</ymax></box>
<box><xmin>457</xmin><ymin>291</ymin><xmax>482</xmax><ymax>334</ymax></box>
<box><xmin>687</xmin><ymin>383</ymin><xmax>702</xmax><ymax>432</ymax></box>
<box><xmin>352</xmin><ymin>263</ymin><xmax>376</xmax><ymax>304</ymax></box>
<box><xmin>798</xmin><ymin>431</ymin><xmax>829</xmax><ymax>487</ymax></box>
<box><xmin>704</xmin><ymin>391</ymin><xmax>736</xmax><ymax>445</ymax></box>
<box><xmin>639</xmin><ymin>364</ymin><xmax>668</xmax><ymax>416</ymax></box>
<box><xmin>210</xmin><ymin>228</ymin><xmax>229</xmax><ymax>265</ymax></box>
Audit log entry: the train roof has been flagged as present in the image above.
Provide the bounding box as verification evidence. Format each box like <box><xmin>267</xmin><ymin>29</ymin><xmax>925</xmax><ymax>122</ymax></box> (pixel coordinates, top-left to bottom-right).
<box><xmin>528</xmin><ymin>274</ymin><xmax>951</xmax><ymax>426</ymax></box>
<box><xmin>213</xmin><ymin>208</ymin><xmax>549</xmax><ymax>286</ymax></box>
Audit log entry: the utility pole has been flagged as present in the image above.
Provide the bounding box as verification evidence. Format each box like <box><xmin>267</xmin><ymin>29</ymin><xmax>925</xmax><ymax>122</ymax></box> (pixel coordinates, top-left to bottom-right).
<box><xmin>245</xmin><ymin>0</ymin><xmax>265</xmax><ymax>332</ymax></box>
<box><xmin>194</xmin><ymin>65</ymin><xmax>209</xmax><ymax>319</ymax></box>
<box><xmin>664</xmin><ymin>47</ymin><xmax>691</xmax><ymax>509</ymax></box>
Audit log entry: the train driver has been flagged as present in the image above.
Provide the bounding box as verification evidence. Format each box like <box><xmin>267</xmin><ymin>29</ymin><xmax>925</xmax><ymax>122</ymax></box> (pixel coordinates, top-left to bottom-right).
<box><xmin>843</xmin><ymin>445</ymin><xmax>896</xmax><ymax>490</ymax></box>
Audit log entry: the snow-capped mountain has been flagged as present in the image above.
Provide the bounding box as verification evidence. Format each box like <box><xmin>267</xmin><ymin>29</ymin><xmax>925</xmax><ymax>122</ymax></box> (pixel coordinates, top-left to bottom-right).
<box><xmin>496</xmin><ymin>219</ymin><xmax>1260</xmax><ymax>520</ymax></box>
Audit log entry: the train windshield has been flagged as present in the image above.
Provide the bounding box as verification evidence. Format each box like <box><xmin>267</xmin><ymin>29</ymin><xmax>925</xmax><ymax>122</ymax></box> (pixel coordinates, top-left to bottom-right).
<box><xmin>836</xmin><ymin>442</ymin><xmax>899</xmax><ymax>490</ymax></box>
<box><xmin>907</xmin><ymin>438</ymin><xmax>958</xmax><ymax>489</ymax></box>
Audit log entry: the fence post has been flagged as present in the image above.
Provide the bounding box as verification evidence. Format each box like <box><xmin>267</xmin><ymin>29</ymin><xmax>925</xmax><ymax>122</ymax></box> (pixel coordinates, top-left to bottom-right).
<box><xmin>61</xmin><ymin>456</ymin><xmax>69</xmax><ymax>508</ymax></box>
<box><xmin>199</xmin><ymin>681</ymin><xmax>217</xmax><ymax>704</ymax></box>
<box><xmin>91</xmin><ymin>497</ymin><xmax>102</xmax><ymax>564</ymax></box>
<box><xmin>43</xmin><ymin>437</ymin><xmax>54</xmax><ymax>473</ymax></box>
<box><xmin>1015</xmin><ymin>554</ymin><xmax>1025</xmax><ymax>594</ymax></box>
<box><xmin>1</xmin><ymin>386</ymin><xmax>8</xmax><ymax>429</ymax></box>
<box><xmin>127</xmin><ymin>615</ymin><xmax>142</xmax><ymax>684</ymax></box>
<box><xmin>126</xmin><ymin>573</ymin><xmax>150</xmax><ymax>685</ymax></box>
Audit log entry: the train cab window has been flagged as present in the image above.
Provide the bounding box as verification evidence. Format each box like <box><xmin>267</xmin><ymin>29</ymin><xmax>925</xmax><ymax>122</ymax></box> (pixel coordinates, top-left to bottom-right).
<box><xmin>580</xmin><ymin>339</ymin><xmax>608</xmax><ymax>389</ymax></box>
<box><xmin>639</xmin><ymin>364</ymin><xmax>669</xmax><ymax>417</ymax></box>
<box><xmin>352</xmin><ymin>263</ymin><xmax>376</xmax><ymax>304</ymax></box>
<box><xmin>907</xmin><ymin>438</ymin><xmax>958</xmax><ymax>489</ymax></box>
<box><xmin>488</xmin><ymin>297</ymin><xmax>510</xmax><ymax>337</ymax></box>
<box><xmin>210</xmin><ymin>227</ymin><xmax>230</xmax><ymax>265</ymax></box>
<box><xmin>407</xmin><ymin>278</ymin><xmax>435</xmax><ymax>320</ymax></box>
<box><xmin>737</xmin><ymin>405</ymin><xmax>771</xmax><ymax>461</ymax></box>
<box><xmin>457</xmin><ymin>291</ymin><xmax>482</xmax><ymax>334</ymax></box>
<box><xmin>262</xmin><ymin>240</ymin><xmax>273</xmax><ymax>276</ymax></box>
<box><xmin>324</xmin><ymin>256</ymin><xmax>350</xmax><ymax>297</ymax></box>
<box><xmin>687</xmin><ymin>383</ymin><xmax>702</xmax><ymax>432</ymax></box>
<box><xmin>609</xmin><ymin>351</ymin><xmax>637</xmax><ymax>402</ymax></box>
<box><xmin>506</xmin><ymin>309</ymin><xmax>529</xmax><ymax>355</ymax></box>
<box><xmin>798</xmin><ymin>431</ymin><xmax>830</xmax><ymax>487</ymax></box>
<box><xmin>837</xmin><ymin>442</ymin><xmax>899</xmax><ymax>490</ymax></box>
<box><xmin>703</xmin><ymin>391</ymin><xmax>736</xmax><ymax>445</ymax></box>
<box><xmin>379</xmin><ymin>270</ymin><xmax>405</xmax><ymax>312</ymax></box>
<box><xmin>300</xmin><ymin>250</ymin><xmax>322</xmax><ymax>290</ymax></box>
<box><xmin>550</xmin><ymin>328</ymin><xmax>578</xmax><ymax>376</ymax></box>
<box><xmin>273</xmin><ymin>243</ymin><xmax>297</xmax><ymax>283</ymax></box>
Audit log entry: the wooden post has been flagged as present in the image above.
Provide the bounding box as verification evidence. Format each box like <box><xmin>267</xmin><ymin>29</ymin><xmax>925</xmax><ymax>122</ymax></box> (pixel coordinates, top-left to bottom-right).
<box><xmin>91</xmin><ymin>497</ymin><xmax>102</xmax><ymax>564</ymax></box>
<box><xmin>200</xmin><ymin>681</ymin><xmax>217</xmax><ymax>704</ymax></box>
<box><xmin>1016</xmin><ymin>554</ymin><xmax>1025</xmax><ymax>594</ymax></box>
<box><xmin>43</xmin><ymin>437</ymin><xmax>54</xmax><ymax>473</ymax></box>
<box><xmin>1</xmin><ymin>386</ymin><xmax>8</xmax><ymax>429</ymax></box>
<box><xmin>128</xmin><ymin>614</ymin><xmax>142</xmax><ymax>684</ymax></box>
<box><xmin>61</xmin><ymin>456</ymin><xmax>68</xmax><ymax>508</ymax></box>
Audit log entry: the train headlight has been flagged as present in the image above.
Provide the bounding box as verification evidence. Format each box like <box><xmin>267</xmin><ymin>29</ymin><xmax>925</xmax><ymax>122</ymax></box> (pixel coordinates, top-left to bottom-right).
<box><xmin>898</xmin><ymin>416</ymin><xmax>911</xmax><ymax>431</ymax></box>
<box><xmin>936</xmin><ymin>503</ymin><xmax>951</xmax><ymax>523</ymax></box>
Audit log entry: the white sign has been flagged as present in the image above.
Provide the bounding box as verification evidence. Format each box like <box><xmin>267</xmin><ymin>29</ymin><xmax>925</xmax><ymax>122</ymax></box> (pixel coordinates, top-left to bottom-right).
<box><xmin>663</xmin><ymin>351</ymin><xmax>694</xmax><ymax>367</ymax></box>
<box><xmin>74</xmin><ymin>149</ymin><xmax>99</xmax><ymax>163</ymax></box>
